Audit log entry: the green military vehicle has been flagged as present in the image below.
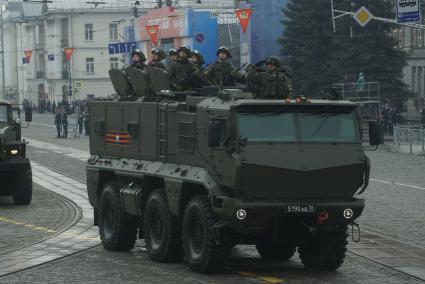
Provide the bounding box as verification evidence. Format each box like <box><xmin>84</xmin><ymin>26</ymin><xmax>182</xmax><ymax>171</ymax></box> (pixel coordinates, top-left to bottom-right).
<box><xmin>87</xmin><ymin>66</ymin><xmax>383</xmax><ymax>272</ymax></box>
<box><xmin>0</xmin><ymin>99</ymin><xmax>33</xmax><ymax>205</ymax></box>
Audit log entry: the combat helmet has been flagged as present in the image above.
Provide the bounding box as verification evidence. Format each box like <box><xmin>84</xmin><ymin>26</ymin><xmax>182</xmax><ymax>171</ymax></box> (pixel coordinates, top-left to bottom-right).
<box><xmin>191</xmin><ymin>50</ymin><xmax>205</xmax><ymax>65</ymax></box>
<box><xmin>265</xmin><ymin>56</ymin><xmax>281</xmax><ymax>67</ymax></box>
<box><xmin>216</xmin><ymin>46</ymin><xmax>232</xmax><ymax>58</ymax></box>
<box><xmin>151</xmin><ymin>47</ymin><xmax>166</xmax><ymax>60</ymax></box>
<box><xmin>178</xmin><ymin>44</ymin><xmax>192</xmax><ymax>56</ymax></box>
<box><xmin>168</xmin><ymin>48</ymin><xmax>178</xmax><ymax>56</ymax></box>
<box><xmin>131</xmin><ymin>49</ymin><xmax>146</xmax><ymax>62</ymax></box>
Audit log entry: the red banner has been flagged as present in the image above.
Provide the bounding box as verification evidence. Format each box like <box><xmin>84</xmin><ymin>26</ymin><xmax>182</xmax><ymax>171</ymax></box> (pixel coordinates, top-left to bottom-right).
<box><xmin>145</xmin><ymin>25</ymin><xmax>160</xmax><ymax>45</ymax></box>
<box><xmin>64</xmin><ymin>47</ymin><xmax>74</xmax><ymax>61</ymax></box>
<box><xmin>24</xmin><ymin>50</ymin><xmax>32</xmax><ymax>63</ymax></box>
<box><xmin>235</xmin><ymin>8</ymin><xmax>253</xmax><ymax>33</ymax></box>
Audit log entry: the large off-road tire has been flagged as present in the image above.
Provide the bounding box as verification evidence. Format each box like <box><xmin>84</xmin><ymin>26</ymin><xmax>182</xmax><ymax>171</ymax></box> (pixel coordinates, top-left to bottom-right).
<box><xmin>13</xmin><ymin>168</ymin><xmax>32</xmax><ymax>205</ymax></box>
<box><xmin>182</xmin><ymin>195</ymin><xmax>229</xmax><ymax>273</ymax></box>
<box><xmin>144</xmin><ymin>188</ymin><xmax>182</xmax><ymax>262</ymax></box>
<box><xmin>256</xmin><ymin>235</ymin><xmax>297</xmax><ymax>261</ymax></box>
<box><xmin>99</xmin><ymin>182</ymin><xmax>138</xmax><ymax>251</ymax></box>
<box><xmin>298</xmin><ymin>224</ymin><xmax>348</xmax><ymax>271</ymax></box>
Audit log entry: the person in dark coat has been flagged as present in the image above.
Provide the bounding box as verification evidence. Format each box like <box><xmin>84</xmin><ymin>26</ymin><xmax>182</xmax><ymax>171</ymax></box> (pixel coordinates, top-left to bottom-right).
<box><xmin>382</xmin><ymin>104</ymin><xmax>390</xmax><ymax>133</ymax></box>
<box><xmin>78</xmin><ymin>111</ymin><xmax>84</xmax><ymax>134</ymax></box>
<box><xmin>61</xmin><ymin>109</ymin><xmax>68</xmax><ymax>138</ymax></box>
<box><xmin>54</xmin><ymin>107</ymin><xmax>62</xmax><ymax>138</ymax></box>
<box><xmin>84</xmin><ymin>110</ymin><xmax>90</xmax><ymax>136</ymax></box>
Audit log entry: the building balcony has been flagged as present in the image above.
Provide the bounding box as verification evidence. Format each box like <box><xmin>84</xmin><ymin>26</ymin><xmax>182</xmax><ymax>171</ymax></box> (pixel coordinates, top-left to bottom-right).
<box><xmin>36</xmin><ymin>71</ymin><xmax>45</xmax><ymax>79</ymax></box>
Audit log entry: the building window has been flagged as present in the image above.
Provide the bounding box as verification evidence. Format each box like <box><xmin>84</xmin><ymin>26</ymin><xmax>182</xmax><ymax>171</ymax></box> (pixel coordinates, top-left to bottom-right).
<box><xmin>109</xmin><ymin>23</ymin><xmax>118</xmax><ymax>41</ymax></box>
<box><xmin>110</xmin><ymin>57</ymin><xmax>119</xmax><ymax>69</ymax></box>
<box><xmin>85</xmin><ymin>24</ymin><xmax>93</xmax><ymax>41</ymax></box>
<box><xmin>418</xmin><ymin>67</ymin><xmax>422</xmax><ymax>96</ymax></box>
<box><xmin>86</xmin><ymin>57</ymin><xmax>94</xmax><ymax>74</ymax></box>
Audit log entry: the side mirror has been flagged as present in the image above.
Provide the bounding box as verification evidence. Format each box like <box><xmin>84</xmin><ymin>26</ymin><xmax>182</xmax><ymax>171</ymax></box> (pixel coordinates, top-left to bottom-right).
<box><xmin>208</xmin><ymin>119</ymin><xmax>225</xmax><ymax>148</ymax></box>
<box><xmin>369</xmin><ymin>121</ymin><xmax>384</xmax><ymax>146</ymax></box>
<box><xmin>25</xmin><ymin>108</ymin><xmax>33</xmax><ymax>122</ymax></box>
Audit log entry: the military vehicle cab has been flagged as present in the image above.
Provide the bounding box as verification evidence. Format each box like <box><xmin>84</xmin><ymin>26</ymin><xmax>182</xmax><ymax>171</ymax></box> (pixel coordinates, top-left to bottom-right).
<box><xmin>86</xmin><ymin>87</ymin><xmax>381</xmax><ymax>273</ymax></box>
<box><xmin>0</xmin><ymin>99</ymin><xmax>33</xmax><ymax>205</ymax></box>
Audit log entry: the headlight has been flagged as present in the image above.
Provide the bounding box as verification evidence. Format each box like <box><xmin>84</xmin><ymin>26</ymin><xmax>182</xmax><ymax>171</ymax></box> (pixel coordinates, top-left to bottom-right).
<box><xmin>10</xmin><ymin>149</ymin><xmax>19</xmax><ymax>155</ymax></box>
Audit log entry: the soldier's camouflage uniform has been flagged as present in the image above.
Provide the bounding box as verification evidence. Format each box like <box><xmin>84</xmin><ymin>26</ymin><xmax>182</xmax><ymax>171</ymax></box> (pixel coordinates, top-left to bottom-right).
<box><xmin>247</xmin><ymin>66</ymin><xmax>291</xmax><ymax>99</ymax></box>
<box><xmin>149</xmin><ymin>61</ymin><xmax>166</xmax><ymax>69</ymax></box>
<box><xmin>205</xmin><ymin>60</ymin><xmax>243</xmax><ymax>86</ymax></box>
<box><xmin>167</xmin><ymin>58</ymin><xmax>195</xmax><ymax>91</ymax></box>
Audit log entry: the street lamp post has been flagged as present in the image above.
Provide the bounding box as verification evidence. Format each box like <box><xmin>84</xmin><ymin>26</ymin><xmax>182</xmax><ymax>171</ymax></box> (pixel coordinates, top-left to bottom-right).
<box><xmin>0</xmin><ymin>0</ymin><xmax>6</xmax><ymax>100</ymax></box>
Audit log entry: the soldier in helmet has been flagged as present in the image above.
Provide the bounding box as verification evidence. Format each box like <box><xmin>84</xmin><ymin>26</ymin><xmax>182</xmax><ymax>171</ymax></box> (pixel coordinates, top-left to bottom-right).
<box><xmin>149</xmin><ymin>47</ymin><xmax>166</xmax><ymax>69</ymax></box>
<box><xmin>168</xmin><ymin>48</ymin><xmax>179</xmax><ymax>64</ymax></box>
<box><xmin>191</xmin><ymin>50</ymin><xmax>205</xmax><ymax>70</ymax></box>
<box><xmin>204</xmin><ymin>46</ymin><xmax>243</xmax><ymax>86</ymax></box>
<box><xmin>246</xmin><ymin>56</ymin><xmax>291</xmax><ymax>99</ymax></box>
<box><xmin>129</xmin><ymin>49</ymin><xmax>147</xmax><ymax>70</ymax></box>
<box><xmin>190</xmin><ymin>50</ymin><xmax>212</xmax><ymax>86</ymax></box>
<box><xmin>167</xmin><ymin>45</ymin><xmax>196</xmax><ymax>90</ymax></box>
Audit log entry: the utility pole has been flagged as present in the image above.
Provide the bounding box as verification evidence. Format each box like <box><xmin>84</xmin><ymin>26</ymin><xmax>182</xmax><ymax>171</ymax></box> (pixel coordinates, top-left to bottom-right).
<box><xmin>0</xmin><ymin>0</ymin><xmax>6</xmax><ymax>100</ymax></box>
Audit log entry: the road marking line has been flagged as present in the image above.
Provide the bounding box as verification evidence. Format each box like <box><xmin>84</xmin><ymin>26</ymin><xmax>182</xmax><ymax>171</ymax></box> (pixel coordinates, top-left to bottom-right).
<box><xmin>370</xmin><ymin>179</ymin><xmax>425</xmax><ymax>190</ymax></box>
<box><xmin>0</xmin><ymin>216</ymin><xmax>98</xmax><ymax>241</ymax></box>
<box><xmin>259</xmin><ymin>276</ymin><xmax>285</xmax><ymax>283</ymax></box>
<box><xmin>234</xmin><ymin>271</ymin><xmax>285</xmax><ymax>283</ymax></box>
<box><xmin>30</xmin><ymin>122</ymin><xmax>56</xmax><ymax>128</ymax></box>
<box><xmin>370</xmin><ymin>179</ymin><xmax>391</xmax><ymax>184</ymax></box>
<box><xmin>394</xmin><ymin>182</ymin><xmax>425</xmax><ymax>190</ymax></box>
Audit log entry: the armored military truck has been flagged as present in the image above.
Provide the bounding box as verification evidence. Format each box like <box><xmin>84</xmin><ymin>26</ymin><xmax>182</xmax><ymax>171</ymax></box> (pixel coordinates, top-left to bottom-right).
<box><xmin>0</xmin><ymin>99</ymin><xmax>33</xmax><ymax>205</ymax></box>
<box><xmin>86</xmin><ymin>85</ymin><xmax>382</xmax><ymax>273</ymax></box>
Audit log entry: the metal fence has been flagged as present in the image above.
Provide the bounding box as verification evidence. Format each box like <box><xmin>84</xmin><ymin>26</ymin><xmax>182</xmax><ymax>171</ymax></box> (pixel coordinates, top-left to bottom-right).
<box><xmin>393</xmin><ymin>126</ymin><xmax>425</xmax><ymax>154</ymax></box>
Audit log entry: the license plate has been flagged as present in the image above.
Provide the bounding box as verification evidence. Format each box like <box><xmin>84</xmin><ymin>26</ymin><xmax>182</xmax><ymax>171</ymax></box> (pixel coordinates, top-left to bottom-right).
<box><xmin>284</xmin><ymin>205</ymin><xmax>317</xmax><ymax>214</ymax></box>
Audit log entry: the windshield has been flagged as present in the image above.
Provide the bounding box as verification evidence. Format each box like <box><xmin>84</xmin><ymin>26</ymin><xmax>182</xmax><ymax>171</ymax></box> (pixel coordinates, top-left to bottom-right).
<box><xmin>0</xmin><ymin>105</ymin><xmax>9</xmax><ymax>123</ymax></box>
<box><xmin>237</xmin><ymin>108</ymin><xmax>358</xmax><ymax>143</ymax></box>
<box><xmin>238</xmin><ymin>113</ymin><xmax>297</xmax><ymax>142</ymax></box>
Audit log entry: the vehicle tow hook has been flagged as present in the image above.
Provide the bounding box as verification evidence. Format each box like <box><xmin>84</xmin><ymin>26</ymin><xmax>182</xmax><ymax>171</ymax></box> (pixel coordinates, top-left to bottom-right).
<box><xmin>211</xmin><ymin>220</ymin><xmax>228</xmax><ymax>245</ymax></box>
<box><xmin>350</xmin><ymin>221</ymin><xmax>361</xmax><ymax>242</ymax></box>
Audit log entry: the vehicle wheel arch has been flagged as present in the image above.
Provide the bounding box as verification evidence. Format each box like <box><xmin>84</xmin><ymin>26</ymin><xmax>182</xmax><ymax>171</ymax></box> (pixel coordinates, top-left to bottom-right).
<box><xmin>141</xmin><ymin>175</ymin><xmax>165</xmax><ymax>210</ymax></box>
<box><xmin>178</xmin><ymin>182</ymin><xmax>208</xmax><ymax>217</ymax></box>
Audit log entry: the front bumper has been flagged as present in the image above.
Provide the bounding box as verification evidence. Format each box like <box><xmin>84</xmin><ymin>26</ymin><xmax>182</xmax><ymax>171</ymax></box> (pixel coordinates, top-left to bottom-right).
<box><xmin>213</xmin><ymin>196</ymin><xmax>365</xmax><ymax>234</ymax></box>
<box><xmin>0</xmin><ymin>158</ymin><xmax>31</xmax><ymax>172</ymax></box>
